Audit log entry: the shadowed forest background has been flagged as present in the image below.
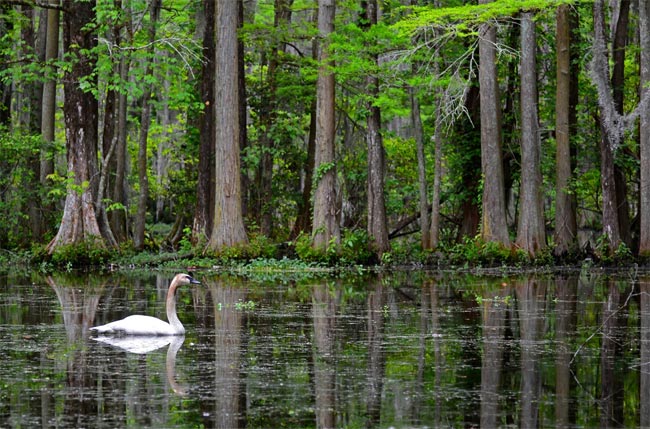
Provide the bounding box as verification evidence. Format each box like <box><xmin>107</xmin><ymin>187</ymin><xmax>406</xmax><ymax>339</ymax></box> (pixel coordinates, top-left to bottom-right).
<box><xmin>1</xmin><ymin>0</ymin><xmax>650</xmax><ymax>267</ymax></box>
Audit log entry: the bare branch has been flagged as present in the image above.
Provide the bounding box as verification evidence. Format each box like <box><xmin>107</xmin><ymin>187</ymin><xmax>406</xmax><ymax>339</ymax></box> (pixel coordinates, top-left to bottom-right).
<box><xmin>590</xmin><ymin>0</ymin><xmax>650</xmax><ymax>150</ymax></box>
<box><xmin>2</xmin><ymin>0</ymin><xmax>64</xmax><ymax>11</ymax></box>
<box><xmin>97</xmin><ymin>36</ymin><xmax>204</xmax><ymax>77</ymax></box>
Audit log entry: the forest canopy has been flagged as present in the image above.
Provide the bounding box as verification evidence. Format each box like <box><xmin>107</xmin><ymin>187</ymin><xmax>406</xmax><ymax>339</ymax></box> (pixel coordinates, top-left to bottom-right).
<box><xmin>0</xmin><ymin>0</ymin><xmax>649</xmax><ymax>267</ymax></box>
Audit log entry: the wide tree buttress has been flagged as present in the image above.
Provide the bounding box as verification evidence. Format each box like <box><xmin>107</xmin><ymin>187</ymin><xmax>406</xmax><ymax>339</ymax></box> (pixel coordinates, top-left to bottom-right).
<box><xmin>47</xmin><ymin>0</ymin><xmax>114</xmax><ymax>254</ymax></box>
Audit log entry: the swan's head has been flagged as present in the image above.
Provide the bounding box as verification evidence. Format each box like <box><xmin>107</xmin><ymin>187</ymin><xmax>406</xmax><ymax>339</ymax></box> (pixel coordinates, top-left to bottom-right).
<box><xmin>176</xmin><ymin>273</ymin><xmax>201</xmax><ymax>285</ymax></box>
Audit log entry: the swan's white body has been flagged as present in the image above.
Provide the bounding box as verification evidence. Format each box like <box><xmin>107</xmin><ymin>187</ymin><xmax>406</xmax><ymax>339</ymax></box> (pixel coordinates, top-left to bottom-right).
<box><xmin>90</xmin><ymin>273</ymin><xmax>200</xmax><ymax>336</ymax></box>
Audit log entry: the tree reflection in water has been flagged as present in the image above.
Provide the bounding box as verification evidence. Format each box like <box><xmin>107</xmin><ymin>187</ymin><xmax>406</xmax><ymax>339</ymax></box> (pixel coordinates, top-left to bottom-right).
<box><xmin>599</xmin><ymin>279</ymin><xmax>627</xmax><ymax>427</ymax></box>
<box><xmin>516</xmin><ymin>278</ymin><xmax>546</xmax><ymax>429</ymax></box>
<box><xmin>479</xmin><ymin>280</ymin><xmax>509</xmax><ymax>428</ymax></box>
<box><xmin>207</xmin><ymin>278</ymin><xmax>247</xmax><ymax>429</ymax></box>
<box><xmin>641</xmin><ymin>280</ymin><xmax>650</xmax><ymax>427</ymax></box>
<box><xmin>554</xmin><ymin>275</ymin><xmax>577</xmax><ymax>428</ymax></box>
<box><xmin>312</xmin><ymin>282</ymin><xmax>339</xmax><ymax>429</ymax></box>
<box><xmin>48</xmin><ymin>274</ymin><xmax>103</xmax><ymax>427</ymax></box>
<box><xmin>365</xmin><ymin>277</ymin><xmax>386</xmax><ymax>426</ymax></box>
<box><xmin>5</xmin><ymin>272</ymin><xmax>650</xmax><ymax>427</ymax></box>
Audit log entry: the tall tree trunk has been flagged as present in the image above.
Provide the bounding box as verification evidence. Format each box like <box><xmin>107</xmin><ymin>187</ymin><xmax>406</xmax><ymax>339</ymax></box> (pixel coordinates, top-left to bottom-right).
<box><xmin>111</xmin><ymin>0</ymin><xmax>132</xmax><ymax>243</ymax></box>
<box><xmin>590</xmin><ymin>0</ymin><xmax>650</xmax><ymax>254</ymax></box>
<box><xmin>554</xmin><ymin>4</ymin><xmax>578</xmax><ymax>256</ymax></box>
<box><xmin>95</xmin><ymin>1</ymin><xmax>124</xmax><ymax>249</ymax></box>
<box><xmin>16</xmin><ymin>5</ymin><xmax>42</xmax><ymax>132</ymax></box>
<box><xmin>611</xmin><ymin>0</ymin><xmax>631</xmax><ymax>248</ymax></box>
<box><xmin>592</xmin><ymin>0</ymin><xmax>623</xmax><ymax>252</ymax></box>
<box><xmin>207</xmin><ymin>0</ymin><xmax>248</xmax><ymax>250</ymax></box>
<box><xmin>501</xmin><ymin>25</ymin><xmax>518</xmax><ymax>225</ymax></box>
<box><xmin>639</xmin><ymin>0</ymin><xmax>650</xmax><ymax>254</ymax></box>
<box><xmin>599</xmin><ymin>122</ymin><xmax>622</xmax><ymax>251</ymax></box>
<box><xmin>429</xmin><ymin>100</ymin><xmax>444</xmax><ymax>249</ymax></box>
<box><xmin>41</xmin><ymin>0</ymin><xmax>59</xmax><ymax>175</ymax></box>
<box><xmin>516</xmin><ymin>12</ymin><xmax>546</xmax><ymax>256</ymax></box>
<box><xmin>238</xmin><ymin>0</ymin><xmax>250</xmax><ymax>220</ymax></box>
<box><xmin>311</xmin><ymin>0</ymin><xmax>340</xmax><ymax>251</ymax></box>
<box><xmin>193</xmin><ymin>0</ymin><xmax>216</xmax><ymax>244</ymax></box>
<box><xmin>133</xmin><ymin>0</ymin><xmax>161</xmax><ymax>250</ymax></box>
<box><xmin>429</xmin><ymin>32</ymin><xmax>445</xmax><ymax>250</ymax></box>
<box><xmin>110</xmin><ymin>44</ymin><xmax>130</xmax><ymax>242</ymax></box>
<box><xmin>47</xmin><ymin>0</ymin><xmax>109</xmax><ymax>253</ymax></box>
<box><xmin>362</xmin><ymin>0</ymin><xmax>389</xmax><ymax>258</ymax></box>
<box><xmin>18</xmin><ymin>5</ymin><xmax>46</xmax><ymax>241</ymax></box>
<box><xmin>478</xmin><ymin>0</ymin><xmax>510</xmax><ymax>247</ymax></box>
<box><xmin>40</xmin><ymin>0</ymin><xmax>60</xmax><ymax>237</ymax></box>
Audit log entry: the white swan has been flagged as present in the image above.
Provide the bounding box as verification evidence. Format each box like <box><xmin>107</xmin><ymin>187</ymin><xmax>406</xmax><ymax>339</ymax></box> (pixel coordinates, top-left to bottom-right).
<box><xmin>90</xmin><ymin>273</ymin><xmax>201</xmax><ymax>336</ymax></box>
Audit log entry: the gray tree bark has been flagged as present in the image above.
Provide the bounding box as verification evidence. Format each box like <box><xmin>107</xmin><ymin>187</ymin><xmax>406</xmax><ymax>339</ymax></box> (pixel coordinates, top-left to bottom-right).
<box><xmin>478</xmin><ymin>0</ymin><xmax>510</xmax><ymax>247</ymax></box>
<box><xmin>553</xmin><ymin>4</ymin><xmax>578</xmax><ymax>256</ymax></box>
<box><xmin>40</xmin><ymin>1</ymin><xmax>59</xmax><ymax>162</ymax></box>
<box><xmin>207</xmin><ymin>0</ymin><xmax>249</xmax><ymax>250</ymax></box>
<box><xmin>591</xmin><ymin>0</ymin><xmax>649</xmax><ymax>253</ymax></box>
<box><xmin>39</xmin><ymin>1</ymin><xmax>59</xmax><ymax>240</ymax></box>
<box><xmin>193</xmin><ymin>0</ymin><xmax>216</xmax><ymax>244</ymax></box>
<box><xmin>363</xmin><ymin>0</ymin><xmax>389</xmax><ymax>258</ymax></box>
<box><xmin>110</xmin><ymin>42</ymin><xmax>130</xmax><ymax>243</ymax></box>
<box><xmin>47</xmin><ymin>0</ymin><xmax>109</xmax><ymax>253</ymax></box>
<box><xmin>640</xmin><ymin>0</ymin><xmax>650</xmax><ymax>254</ymax></box>
<box><xmin>516</xmin><ymin>12</ymin><xmax>546</xmax><ymax>256</ymax></box>
<box><xmin>311</xmin><ymin>0</ymin><xmax>340</xmax><ymax>251</ymax></box>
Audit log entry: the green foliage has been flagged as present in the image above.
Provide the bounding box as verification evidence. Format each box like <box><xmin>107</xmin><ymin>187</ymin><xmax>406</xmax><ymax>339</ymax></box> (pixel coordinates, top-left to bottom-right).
<box><xmin>294</xmin><ymin>232</ymin><xmax>340</xmax><ymax>265</ymax></box>
<box><xmin>206</xmin><ymin>233</ymin><xmax>278</xmax><ymax>262</ymax></box>
<box><xmin>313</xmin><ymin>162</ymin><xmax>336</xmax><ymax>185</ymax></box>
<box><xmin>384</xmin><ymin>137</ymin><xmax>420</xmax><ymax>219</ymax></box>
<box><xmin>48</xmin><ymin>237</ymin><xmax>115</xmax><ymax>269</ymax></box>
<box><xmin>446</xmin><ymin>236</ymin><xmax>518</xmax><ymax>267</ymax></box>
<box><xmin>222</xmin><ymin>257</ymin><xmax>333</xmax><ymax>284</ymax></box>
<box><xmin>178</xmin><ymin>227</ymin><xmax>193</xmax><ymax>253</ymax></box>
<box><xmin>0</xmin><ymin>128</ymin><xmax>61</xmax><ymax>248</ymax></box>
<box><xmin>340</xmin><ymin>229</ymin><xmax>374</xmax><ymax>265</ymax></box>
<box><xmin>0</xmin><ymin>0</ymin><xmax>647</xmax><ymax>271</ymax></box>
<box><xmin>530</xmin><ymin>247</ymin><xmax>555</xmax><ymax>267</ymax></box>
<box><xmin>294</xmin><ymin>229</ymin><xmax>375</xmax><ymax>266</ymax></box>
<box><xmin>595</xmin><ymin>237</ymin><xmax>634</xmax><ymax>265</ymax></box>
<box><xmin>393</xmin><ymin>0</ymin><xmax>575</xmax><ymax>37</ymax></box>
<box><xmin>384</xmin><ymin>235</ymin><xmax>430</xmax><ymax>266</ymax></box>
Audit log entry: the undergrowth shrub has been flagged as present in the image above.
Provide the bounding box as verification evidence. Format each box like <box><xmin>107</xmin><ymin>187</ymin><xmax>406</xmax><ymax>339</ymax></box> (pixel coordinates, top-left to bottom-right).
<box><xmin>49</xmin><ymin>237</ymin><xmax>115</xmax><ymax>268</ymax></box>
<box><xmin>294</xmin><ymin>229</ymin><xmax>376</xmax><ymax>265</ymax></box>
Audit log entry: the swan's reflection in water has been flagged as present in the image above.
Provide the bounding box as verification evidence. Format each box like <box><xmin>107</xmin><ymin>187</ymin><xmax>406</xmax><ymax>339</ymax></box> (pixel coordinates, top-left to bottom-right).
<box><xmin>92</xmin><ymin>335</ymin><xmax>188</xmax><ymax>395</ymax></box>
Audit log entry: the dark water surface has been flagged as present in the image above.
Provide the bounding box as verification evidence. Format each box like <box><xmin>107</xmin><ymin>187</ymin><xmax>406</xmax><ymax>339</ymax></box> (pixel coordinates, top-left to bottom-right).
<box><xmin>0</xmin><ymin>269</ymin><xmax>648</xmax><ymax>427</ymax></box>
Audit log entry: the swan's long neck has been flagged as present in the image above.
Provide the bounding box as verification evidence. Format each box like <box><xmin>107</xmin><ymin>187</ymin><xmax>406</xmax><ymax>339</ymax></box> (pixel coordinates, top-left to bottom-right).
<box><xmin>166</xmin><ymin>278</ymin><xmax>185</xmax><ymax>335</ymax></box>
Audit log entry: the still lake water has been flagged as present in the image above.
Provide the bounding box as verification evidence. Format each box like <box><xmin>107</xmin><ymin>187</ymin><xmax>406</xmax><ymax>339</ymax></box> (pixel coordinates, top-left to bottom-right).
<box><xmin>0</xmin><ymin>268</ymin><xmax>649</xmax><ymax>428</ymax></box>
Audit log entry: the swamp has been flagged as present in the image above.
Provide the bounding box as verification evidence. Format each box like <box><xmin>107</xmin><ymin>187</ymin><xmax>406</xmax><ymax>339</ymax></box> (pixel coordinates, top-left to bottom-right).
<box><xmin>0</xmin><ymin>268</ymin><xmax>648</xmax><ymax>428</ymax></box>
